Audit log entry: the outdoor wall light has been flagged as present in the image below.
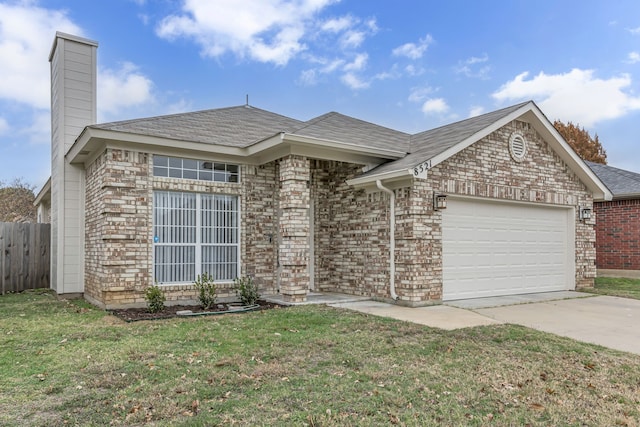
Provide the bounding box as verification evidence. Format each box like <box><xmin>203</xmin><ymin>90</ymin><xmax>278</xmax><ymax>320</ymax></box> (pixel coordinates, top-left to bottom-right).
<box><xmin>434</xmin><ymin>194</ymin><xmax>448</xmax><ymax>211</ymax></box>
<box><xmin>579</xmin><ymin>207</ymin><xmax>592</xmax><ymax>221</ymax></box>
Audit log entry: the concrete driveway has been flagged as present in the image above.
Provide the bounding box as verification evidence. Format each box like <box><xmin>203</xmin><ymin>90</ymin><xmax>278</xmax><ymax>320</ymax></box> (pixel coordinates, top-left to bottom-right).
<box><xmin>473</xmin><ymin>295</ymin><xmax>640</xmax><ymax>355</ymax></box>
<box><xmin>331</xmin><ymin>292</ymin><xmax>640</xmax><ymax>355</ymax></box>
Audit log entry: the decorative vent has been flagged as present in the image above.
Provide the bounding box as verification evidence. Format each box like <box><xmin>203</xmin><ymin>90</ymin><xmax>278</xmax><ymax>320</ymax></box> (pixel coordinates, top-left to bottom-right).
<box><xmin>509</xmin><ymin>132</ymin><xmax>528</xmax><ymax>162</ymax></box>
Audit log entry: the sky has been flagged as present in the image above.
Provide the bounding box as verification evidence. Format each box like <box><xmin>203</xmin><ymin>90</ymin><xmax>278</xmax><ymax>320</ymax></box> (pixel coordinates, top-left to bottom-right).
<box><xmin>1</xmin><ymin>0</ymin><xmax>640</xmax><ymax>191</ymax></box>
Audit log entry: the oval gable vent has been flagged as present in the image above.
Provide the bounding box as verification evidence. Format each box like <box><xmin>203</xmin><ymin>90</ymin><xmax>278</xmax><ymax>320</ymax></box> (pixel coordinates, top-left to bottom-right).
<box><xmin>509</xmin><ymin>132</ymin><xmax>527</xmax><ymax>162</ymax></box>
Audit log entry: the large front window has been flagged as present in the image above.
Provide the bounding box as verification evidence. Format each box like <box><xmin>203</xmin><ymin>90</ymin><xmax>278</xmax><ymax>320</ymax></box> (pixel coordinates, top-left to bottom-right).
<box><xmin>153</xmin><ymin>191</ymin><xmax>239</xmax><ymax>284</ymax></box>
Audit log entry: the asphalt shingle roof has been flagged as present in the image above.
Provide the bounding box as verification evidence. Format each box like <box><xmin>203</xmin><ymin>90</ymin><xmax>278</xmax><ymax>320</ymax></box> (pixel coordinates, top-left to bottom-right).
<box><xmin>291</xmin><ymin>112</ymin><xmax>410</xmax><ymax>152</ymax></box>
<box><xmin>361</xmin><ymin>101</ymin><xmax>530</xmax><ymax>176</ymax></box>
<box><xmin>586</xmin><ymin>161</ymin><xmax>640</xmax><ymax>199</ymax></box>
<box><xmin>91</xmin><ymin>105</ymin><xmax>304</xmax><ymax>147</ymax></box>
<box><xmin>89</xmin><ymin>101</ymin><xmax>536</xmax><ymax>179</ymax></box>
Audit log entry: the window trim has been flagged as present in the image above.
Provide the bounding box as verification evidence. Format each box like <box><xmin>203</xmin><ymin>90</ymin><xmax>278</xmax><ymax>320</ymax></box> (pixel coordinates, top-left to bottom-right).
<box><xmin>153</xmin><ymin>155</ymin><xmax>240</xmax><ymax>183</ymax></box>
<box><xmin>152</xmin><ymin>190</ymin><xmax>241</xmax><ymax>285</ymax></box>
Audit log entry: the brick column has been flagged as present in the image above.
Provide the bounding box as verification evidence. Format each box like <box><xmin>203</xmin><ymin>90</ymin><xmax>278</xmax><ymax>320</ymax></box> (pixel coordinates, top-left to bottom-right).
<box><xmin>278</xmin><ymin>155</ymin><xmax>310</xmax><ymax>302</ymax></box>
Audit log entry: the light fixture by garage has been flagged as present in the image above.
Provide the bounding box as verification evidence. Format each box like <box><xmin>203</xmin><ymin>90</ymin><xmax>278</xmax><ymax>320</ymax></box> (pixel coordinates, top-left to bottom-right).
<box><xmin>434</xmin><ymin>194</ymin><xmax>447</xmax><ymax>210</ymax></box>
<box><xmin>579</xmin><ymin>207</ymin><xmax>592</xmax><ymax>221</ymax></box>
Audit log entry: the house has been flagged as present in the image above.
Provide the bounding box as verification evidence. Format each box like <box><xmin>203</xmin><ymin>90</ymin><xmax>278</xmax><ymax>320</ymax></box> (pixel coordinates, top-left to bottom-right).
<box><xmin>37</xmin><ymin>32</ymin><xmax>612</xmax><ymax>309</ymax></box>
<box><xmin>586</xmin><ymin>161</ymin><xmax>640</xmax><ymax>278</ymax></box>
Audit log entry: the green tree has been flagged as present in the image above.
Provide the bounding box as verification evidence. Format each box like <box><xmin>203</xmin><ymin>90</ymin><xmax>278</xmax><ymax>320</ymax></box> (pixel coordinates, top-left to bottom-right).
<box><xmin>0</xmin><ymin>178</ymin><xmax>37</xmax><ymax>223</ymax></box>
<box><xmin>553</xmin><ymin>120</ymin><xmax>607</xmax><ymax>164</ymax></box>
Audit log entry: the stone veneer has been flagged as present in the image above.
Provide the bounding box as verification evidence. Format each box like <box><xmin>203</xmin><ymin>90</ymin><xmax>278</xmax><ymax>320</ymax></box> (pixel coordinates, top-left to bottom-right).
<box><xmin>83</xmin><ymin>119</ymin><xmax>596</xmax><ymax>308</ymax></box>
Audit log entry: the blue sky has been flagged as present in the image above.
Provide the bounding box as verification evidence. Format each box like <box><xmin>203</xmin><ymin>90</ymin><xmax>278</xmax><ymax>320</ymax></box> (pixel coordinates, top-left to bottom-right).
<box><xmin>1</xmin><ymin>0</ymin><xmax>640</xmax><ymax>190</ymax></box>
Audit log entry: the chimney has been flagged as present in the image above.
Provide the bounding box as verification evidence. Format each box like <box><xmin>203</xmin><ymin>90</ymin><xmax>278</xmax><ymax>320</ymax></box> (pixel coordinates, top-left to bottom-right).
<box><xmin>48</xmin><ymin>32</ymin><xmax>98</xmax><ymax>294</ymax></box>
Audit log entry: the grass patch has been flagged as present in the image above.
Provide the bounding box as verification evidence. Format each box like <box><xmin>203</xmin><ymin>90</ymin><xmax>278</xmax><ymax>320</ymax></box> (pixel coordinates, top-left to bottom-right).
<box><xmin>1</xmin><ymin>290</ymin><xmax>639</xmax><ymax>426</ymax></box>
<box><xmin>591</xmin><ymin>277</ymin><xmax>640</xmax><ymax>300</ymax></box>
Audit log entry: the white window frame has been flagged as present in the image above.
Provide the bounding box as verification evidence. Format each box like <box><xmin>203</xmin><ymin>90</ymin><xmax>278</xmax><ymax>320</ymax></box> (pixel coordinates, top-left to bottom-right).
<box><xmin>152</xmin><ymin>155</ymin><xmax>240</xmax><ymax>183</ymax></box>
<box><xmin>153</xmin><ymin>190</ymin><xmax>240</xmax><ymax>284</ymax></box>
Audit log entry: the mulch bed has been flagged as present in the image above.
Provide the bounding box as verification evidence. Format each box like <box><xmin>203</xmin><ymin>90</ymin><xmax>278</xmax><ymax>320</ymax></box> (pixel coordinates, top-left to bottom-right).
<box><xmin>109</xmin><ymin>300</ymin><xmax>284</xmax><ymax>322</ymax></box>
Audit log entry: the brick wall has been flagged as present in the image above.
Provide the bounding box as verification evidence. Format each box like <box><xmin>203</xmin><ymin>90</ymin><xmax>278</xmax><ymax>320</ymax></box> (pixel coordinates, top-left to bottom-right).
<box><xmin>427</xmin><ymin>120</ymin><xmax>595</xmax><ymax>292</ymax></box>
<box><xmin>313</xmin><ymin>160</ymin><xmax>390</xmax><ymax>298</ymax></box>
<box><xmin>85</xmin><ymin>149</ymin><xmax>280</xmax><ymax>308</ymax></box>
<box><xmin>594</xmin><ymin>199</ymin><xmax>640</xmax><ymax>270</ymax></box>
<box><xmin>84</xmin><ymin>149</ymin><xmax>151</xmax><ymax>308</ymax></box>
<box><xmin>83</xmin><ymin>119</ymin><xmax>597</xmax><ymax>308</ymax></box>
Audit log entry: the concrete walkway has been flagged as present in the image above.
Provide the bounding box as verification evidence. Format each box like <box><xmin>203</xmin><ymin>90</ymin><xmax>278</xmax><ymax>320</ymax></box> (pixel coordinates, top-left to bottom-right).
<box><xmin>329</xmin><ymin>300</ymin><xmax>501</xmax><ymax>330</ymax></box>
<box><xmin>330</xmin><ymin>292</ymin><xmax>640</xmax><ymax>355</ymax></box>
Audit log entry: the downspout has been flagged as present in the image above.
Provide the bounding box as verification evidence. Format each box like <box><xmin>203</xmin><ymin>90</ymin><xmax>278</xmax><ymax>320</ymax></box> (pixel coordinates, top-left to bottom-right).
<box><xmin>376</xmin><ymin>180</ymin><xmax>398</xmax><ymax>301</ymax></box>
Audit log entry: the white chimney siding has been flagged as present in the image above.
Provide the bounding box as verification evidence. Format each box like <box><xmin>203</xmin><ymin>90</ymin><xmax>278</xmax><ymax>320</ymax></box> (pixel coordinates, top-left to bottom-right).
<box><xmin>49</xmin><ymin>32</ymin><xmax>98</xmax><ymax>294</ymax></box>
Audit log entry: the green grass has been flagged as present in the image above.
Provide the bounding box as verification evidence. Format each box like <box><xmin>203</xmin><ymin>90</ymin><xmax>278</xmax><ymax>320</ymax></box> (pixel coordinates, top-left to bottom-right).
<box><xmin>1</xmin><ymin>290</ymin><xmax>640</xmax><ymax>426</ymax></box>
<box><xmin>591</xmin><ymin>277</ymin><xmax>640</xmax><ymax>300</ymax></box>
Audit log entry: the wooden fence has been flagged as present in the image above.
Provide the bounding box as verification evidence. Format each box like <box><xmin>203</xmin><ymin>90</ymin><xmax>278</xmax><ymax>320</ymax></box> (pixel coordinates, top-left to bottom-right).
<box><xmin>0</xmin><ymin>222</ymin><xmax>50</xmax><ymax>294</ymax></box>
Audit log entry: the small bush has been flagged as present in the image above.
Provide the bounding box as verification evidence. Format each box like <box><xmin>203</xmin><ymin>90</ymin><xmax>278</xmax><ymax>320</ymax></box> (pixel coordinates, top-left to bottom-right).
<box><xmin>194</xmin><ymin>273</ymin><xmax>217</xmax><ymax>309</ymax></box>
<box><xmin>144</xmin><ymin>285</ymin><xmax>166</xmax><ymax>313</ymax></box>
<box><xmin>234</xmin><ymin>275</ymin><xmax>260</xmax><ymax>306</ymax></box>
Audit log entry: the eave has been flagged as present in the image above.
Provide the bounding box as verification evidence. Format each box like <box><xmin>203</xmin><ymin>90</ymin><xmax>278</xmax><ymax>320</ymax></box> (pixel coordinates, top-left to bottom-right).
<box><xmin>67</xmin><ymin>127</ymin><xmax>406</xmax><ymax>169</ymax></box>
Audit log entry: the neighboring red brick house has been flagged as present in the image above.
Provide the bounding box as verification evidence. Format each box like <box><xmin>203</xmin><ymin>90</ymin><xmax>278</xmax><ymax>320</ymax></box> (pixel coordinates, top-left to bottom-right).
<box><xmin>587</xmin><ymin>161</ymin><xmax>640</xmax><ymax>277</ymax></box>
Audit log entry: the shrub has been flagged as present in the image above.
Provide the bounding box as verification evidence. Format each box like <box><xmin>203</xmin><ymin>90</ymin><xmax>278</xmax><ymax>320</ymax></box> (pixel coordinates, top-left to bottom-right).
<box><xmin>144</xmin><ymin>284</ymin><xmax>166</xmax><ymax>313</ymax></box>
<box><xmin>234</xmin><ymin>275</ymin><xmax>260</xmax><ymax>306</ymax></box>
<box><xmin>194</xmin><ymin>273</ymin><xmax>217</xmax><ymax>310</ymax></box>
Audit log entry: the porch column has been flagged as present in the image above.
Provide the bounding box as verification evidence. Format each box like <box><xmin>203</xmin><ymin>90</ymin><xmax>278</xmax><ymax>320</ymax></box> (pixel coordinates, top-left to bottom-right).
<box><xmin>278</xmin><ymin>155</ymin><xmax>310</xmax><ymax>303</ymax></box>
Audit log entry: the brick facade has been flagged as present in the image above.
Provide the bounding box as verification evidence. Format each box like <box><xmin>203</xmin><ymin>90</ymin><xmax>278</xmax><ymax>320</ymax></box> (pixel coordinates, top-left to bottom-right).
<box><xmin>594</xmin><ymin>199</ymin><xmax>640</xmax><ymax>270</ymax></box>
<box><xmin>427</xmin><ymin>120</ymin><xmax>595</xmax><ymax>291</ymax></box>
<box><xmin>82</xmin><ymin>119</ymin><xmax>596</xmax><ymax>308</ymax></box>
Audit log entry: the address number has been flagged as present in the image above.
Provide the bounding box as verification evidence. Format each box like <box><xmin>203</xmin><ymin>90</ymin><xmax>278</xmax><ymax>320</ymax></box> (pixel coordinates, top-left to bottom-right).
<box><xmin>412</xmin><ymin>160</ymin><xmax>432</xmax><ymax>177</ymax></box>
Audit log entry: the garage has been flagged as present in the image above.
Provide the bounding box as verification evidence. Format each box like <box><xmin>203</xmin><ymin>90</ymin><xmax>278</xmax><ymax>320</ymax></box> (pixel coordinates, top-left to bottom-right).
<box><xmin>442</xmin><ymin>198</ymin><xmax>575</xmax><ymax>301</ymax></box>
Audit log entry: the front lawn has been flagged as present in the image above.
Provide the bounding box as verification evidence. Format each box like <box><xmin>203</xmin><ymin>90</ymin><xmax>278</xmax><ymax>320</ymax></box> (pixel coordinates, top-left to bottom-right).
<box><xmin>1</xmin><ymin>291</ymin><xmax>639</xmax><ymax>426</ymax></box>
<box><xmin>592</xmin><ymin>277</ymin><xmax>640</xmax><ymax>300</ymax></box>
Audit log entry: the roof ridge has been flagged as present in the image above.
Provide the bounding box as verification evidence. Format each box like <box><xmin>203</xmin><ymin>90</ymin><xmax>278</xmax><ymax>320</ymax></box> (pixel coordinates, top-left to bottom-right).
<box><xmin>293</xmin><ymin>111</ymin><xmax>411</xmax><ymax>137</ymax></box>
<box><xmin>92</xmin><ymin>105</ymin><xmax>302</xmax><ymax>129</ymax></box>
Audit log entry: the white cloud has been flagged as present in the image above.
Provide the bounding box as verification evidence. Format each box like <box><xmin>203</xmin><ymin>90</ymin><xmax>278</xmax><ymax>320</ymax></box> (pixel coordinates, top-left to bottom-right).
<box><xmin>340</xmin><ymin>30</ymin><xmax>365</xmax><ymax>49</ymax></box>
<box><xmin>0</xmin><ymin>2</ymin><xmax>83</xmax><ymax>109</ymax></box>
<box><xmin>468</xmin><ymin>105</ymin><xmax>485</xmax><ymax>117</ymax></box>
<box><xmin>408</xmin><ymin>86</ymin><xmax>433</xmax><ymax>103</ymax></box>
<box><xmin>455</xmin><ymin>53</ymin><xmax>490</xmax><ymax>79</ymax></box>
<box><xmin>405</xmin><ymin>64</ymin><xmax>424</xmax><ymax>76</ymax></box>
<box><xmin>298</xmin><ymin>69</ymin><xmax>318</xmax><ymax>86</ymax></box>
<box><xmin>343</xmin><ymin>53</ymin><xmax>368</xmax><ymax>72</ymax></box>
<box><xmin>98</xmin><ymin>62</ymin><xmax>155</xmax><ymax>118</ymax></box>
<box><xmin>492</xmin><ymin>69</ymin><xmax>640</xmax><ymax>127</ymax></box>
<box><xmin>628</xmin><ymin>26</ymin><xmax>640</xmax><ymax>34</ymax></box>
<box><xmin>627</xmin><ymin>51</ymin><xmax>640</xmax><ymax>64</ymax></box>
<box><xmin>321</xmin><ymin>16</ymin><xmax>355</xmax><ymax>33</ymax></box>
<box><xmin>392</xmin><ymin>34</ymin><xmax>433</xmax><ymax>60</ymax></box>
<box><xmin>156</xmin><ymin>0</ymin><xmax>337</xmax><ymax>66</ymax></box>
<box><xmin>341</xmin><ymin>72</ymin><xmax>369</xmax><ymax>90</ymax></box>
<box><xmin>421</xmin><ymin>98</ymin><xmax>449</xmax><ymax>115</ymax></box>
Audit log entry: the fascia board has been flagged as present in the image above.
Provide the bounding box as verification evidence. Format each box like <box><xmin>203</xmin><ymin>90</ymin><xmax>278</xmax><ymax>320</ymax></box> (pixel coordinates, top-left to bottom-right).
<box><xmin>70</xmin><ymin>128</ymin><xmax>407</xmax><ymax>167</ymax></box>
<box><xmin>67</xmin><ymin>128</ymin><xmax>246</xmax><ymax>164</ymax></box>
<box><xmin>34</xmin><ymin>177</ymin><xmax>52</xmax><ymax>206</ymax></box>
<box><xmin>346</xmin><ymin>169</ymin><xmax>409</xmax><ymax>187</ymax></box>
<box><xmin>350</xmin><ymin>103</ymin><xmax>537</xmax><ymax>188</ymax></box>
<box><xmin>281</xmin><ymin>133</ymin><xmax>406</xmax><ymax>159</ymax></box>
<box><xmin>427</xmin><ymin>102</ymin><xmax>536</xmax><ymax>170</ymax></box>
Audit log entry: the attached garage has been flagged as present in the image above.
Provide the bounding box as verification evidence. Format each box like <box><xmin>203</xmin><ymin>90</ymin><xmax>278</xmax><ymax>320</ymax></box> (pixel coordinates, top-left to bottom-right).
<box><xmin>442</xmin><ymin>198</ymin><xmax>575</xmax><ymax>301</ymax></box>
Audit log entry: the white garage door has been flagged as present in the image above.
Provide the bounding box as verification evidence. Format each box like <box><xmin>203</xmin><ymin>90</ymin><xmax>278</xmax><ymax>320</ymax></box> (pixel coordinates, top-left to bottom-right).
<box><xmin>442</xmin><ymin>198</ymin><xmax>574</xmax><ymax>301</ymax></box>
